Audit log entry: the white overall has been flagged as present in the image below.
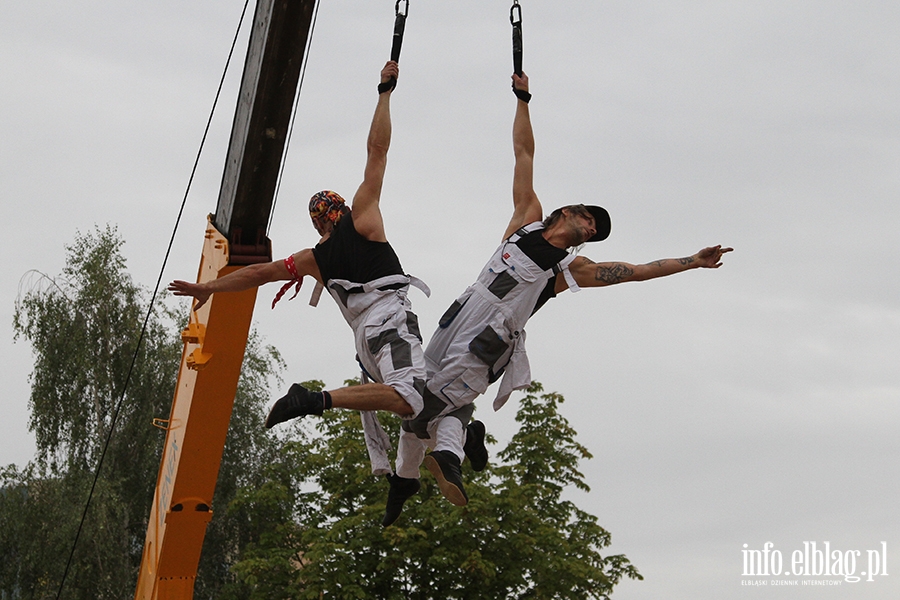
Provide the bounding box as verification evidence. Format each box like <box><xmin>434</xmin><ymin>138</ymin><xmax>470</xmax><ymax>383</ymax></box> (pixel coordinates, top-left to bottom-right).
<box><xmin>323</xmin><ymin>273</ymin><xmax>430</xmax><ymax>476</ymax></box>
<box><xmin>394</xmin><ymin>222</ymin><xmax>582</xmax><ymax>478</ymax></box>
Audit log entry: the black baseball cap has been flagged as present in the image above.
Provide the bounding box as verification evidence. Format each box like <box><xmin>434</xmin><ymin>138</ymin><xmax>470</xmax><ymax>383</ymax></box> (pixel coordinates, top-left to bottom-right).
<box><xmin>585</xmin><ymin>205</ymin><xmax>611</xmax><ymax>242</ymax></box>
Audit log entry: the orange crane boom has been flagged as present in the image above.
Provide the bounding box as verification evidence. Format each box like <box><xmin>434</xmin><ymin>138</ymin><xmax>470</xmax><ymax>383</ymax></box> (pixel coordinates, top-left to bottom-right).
<box><xmin>135</xmin><ymin>1</ymin><xmax>316</xmax><ymax>597</ymax></box>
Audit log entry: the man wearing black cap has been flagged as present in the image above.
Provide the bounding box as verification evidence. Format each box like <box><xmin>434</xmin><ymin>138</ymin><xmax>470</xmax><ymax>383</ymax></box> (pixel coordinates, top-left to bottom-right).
<box><xmin>380</xmin><ymin>71</ymin><xmax>732</xmax><ymax>524</ymax></box>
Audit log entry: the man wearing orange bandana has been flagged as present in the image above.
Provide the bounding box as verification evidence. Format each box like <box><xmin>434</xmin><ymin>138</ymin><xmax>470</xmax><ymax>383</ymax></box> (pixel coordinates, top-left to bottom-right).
<box><xmin>168</xmin><ymin>63</ymin><xmax>452</xmax><ymax>476</ymax></box>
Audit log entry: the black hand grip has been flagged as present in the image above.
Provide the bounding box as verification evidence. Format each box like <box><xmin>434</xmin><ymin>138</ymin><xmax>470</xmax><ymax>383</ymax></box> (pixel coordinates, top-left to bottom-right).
<box><xmin>391</xmin><ymin>15</ymin><xmax>406</xmax><ymax>62</ymax></box>
<box><xmin>385</xmin><ymin>0</ymin><xmax>408</xmax><ymax>90</ymax></box>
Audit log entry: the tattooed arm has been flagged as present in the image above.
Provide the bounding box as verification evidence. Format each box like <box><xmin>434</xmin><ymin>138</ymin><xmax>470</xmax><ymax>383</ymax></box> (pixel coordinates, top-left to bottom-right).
<box><xmin>559</xmin><ymin>245</ymin><xmax>732</xmax><ymax>291</ymax></box>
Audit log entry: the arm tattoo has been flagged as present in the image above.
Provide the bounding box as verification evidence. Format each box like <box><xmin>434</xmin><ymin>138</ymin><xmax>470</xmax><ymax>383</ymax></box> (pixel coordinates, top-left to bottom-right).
<box><xmin>595</xmin><ymin>263</ymin><xmax>633</xmax><ymax>284</ymax></box>
<box><xmin>645</xmin><ymin>257</ymin><xmax>694</xmax><ymax>268</ymax></box>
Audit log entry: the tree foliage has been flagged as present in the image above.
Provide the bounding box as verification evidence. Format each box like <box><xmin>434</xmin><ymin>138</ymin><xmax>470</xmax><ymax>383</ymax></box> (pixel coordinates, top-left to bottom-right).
<box><xmin>223</xmin><ymin>382</ymin><xmax>642</xmax><ymax>600</ymax></box>
<box><xmin>2</xmin><ymin>225</ymin><xmax>285</xmax><ymax>599</ymax></box>
<box><xmin>3</xmin><ymin>225</ymin><xmax>640</xmax><ymax>599</ymax></box>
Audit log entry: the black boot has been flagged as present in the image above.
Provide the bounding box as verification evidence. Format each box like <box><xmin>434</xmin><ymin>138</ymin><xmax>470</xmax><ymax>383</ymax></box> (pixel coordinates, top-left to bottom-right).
<box><xmin>463</xmin><ymin>420</ymin><xmax>488</xmax><ymax>472</ymax></box>
<box><xmin>424</xmin><ymin>450</ymin><xmax>468</xmax><ymax>506</ymax></box>
<box><xmin>382</xmin><ymin>474</ymin><xmax>421</xmax><ymax>527</ymax></box>
<box><xmin>265</xmin><ymin>383</ymin><xmax>325</xmax><ymax>428</ymax></box>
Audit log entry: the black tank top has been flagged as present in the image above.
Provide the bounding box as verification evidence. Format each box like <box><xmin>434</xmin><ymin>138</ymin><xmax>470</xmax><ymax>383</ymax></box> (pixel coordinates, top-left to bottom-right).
<box><xmin>512</xmin><ymin>229</ymin><xmax>569</xmax><ymax>315</ymax></box>
<box><xmin>513</xmin><ymin>229</ymin><xmax>568</xmax><ymax>270</ymax></box>
<box><xmin>312</xmin><ymin>214</ymin><xmax>404</xmax><ymax>285</ymax></box>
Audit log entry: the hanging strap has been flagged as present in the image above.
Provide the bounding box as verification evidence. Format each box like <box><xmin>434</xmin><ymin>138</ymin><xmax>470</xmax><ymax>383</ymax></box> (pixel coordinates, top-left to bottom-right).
<box><xmin>309</xmin><ymin>281</ymin><xmax>324</xmax><ymax>306</ymax></box>
<box><xmin>379</xmin><ymin>0</ymin><xmax>409</xmax><ymax>93</ymax></box>
<box><xmin>510</xmin><ymin>0</ymin><xmax>531</xmax><ymax>103</ymax></box>
<box><xmin>510</xmin><ymin>0</ymin><xmax>523</xmax><ymax>77</ymax></box>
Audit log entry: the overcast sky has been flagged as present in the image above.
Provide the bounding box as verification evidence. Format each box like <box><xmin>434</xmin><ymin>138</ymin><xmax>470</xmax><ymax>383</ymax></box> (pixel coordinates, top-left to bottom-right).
<box><xmin>2</xmin><ymin>1</ymin><xmax>899</xmax><ymax>598</ymax></box>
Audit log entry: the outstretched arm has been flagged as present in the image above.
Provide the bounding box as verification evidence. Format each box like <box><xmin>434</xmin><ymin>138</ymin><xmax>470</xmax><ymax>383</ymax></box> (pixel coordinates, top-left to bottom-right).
<box><xmin>503</xmin><ymin>72</ymin><xmax>544</xmax><ymax>240</ymax></box>
<box><xmin>561</xmin><ymin>245</ymin><xmax>733</xmax><ymax>290</ymax></box>
<box><xmin>168</xmin><ymin>249</ymin><xmax>321</xmax><ymax>310</ymax></box>
<box><xmin>351</xmin><ymin>61</ymin><xmax>398</xmax><ymax>243</ymax></box>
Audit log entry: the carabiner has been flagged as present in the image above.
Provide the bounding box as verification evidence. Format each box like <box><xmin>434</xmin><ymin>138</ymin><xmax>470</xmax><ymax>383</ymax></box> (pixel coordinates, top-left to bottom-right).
<box><xmin>396</xmin><ymin>0</ymin><xmax>408</xmax><ymax>18</ymax></box>
<box><xmin>510</xmin><ymin>0</ymin><xmax>522</xmax><ymax>26</ymax></box>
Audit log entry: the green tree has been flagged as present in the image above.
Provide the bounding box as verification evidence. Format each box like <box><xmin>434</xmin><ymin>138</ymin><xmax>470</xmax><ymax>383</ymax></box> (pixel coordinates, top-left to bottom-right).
<box><xmin>225</xmin><ymin>382</ymin><xmax>641</xmax><ymax>599</ymax></box>
<box><xmin>3</xmin><ymin>225</ymin><xmax>640</xmax><ymax>598</ymax></box>
<box><xmin>2</xmin><ymin>225</ymin><xmax>285</xmax><ymax>599</ymax></box>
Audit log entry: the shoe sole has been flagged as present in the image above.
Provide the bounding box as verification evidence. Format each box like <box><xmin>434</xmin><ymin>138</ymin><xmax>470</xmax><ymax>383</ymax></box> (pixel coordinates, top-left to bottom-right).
<box><xmin>263</xmin><ymin>405</ymin><xmax>281</xmax><ymax>429</ymax></box>
<box><xmin>265</xmin><ymin>385</ymin><xmax>323</xmax><ymax>428</ymax></box>
<box><xmin>465</xmin><ymin>421</ymin><xmax>488</xmax><ymax>471</ymax></box>
<box><xmin>424</xmin><ymin>455</ymin><xmax>468</xmax><ymax>507</ymax></box>
<box><xmin>264</xmin><ymin>397</ymin><xmax>294</xmax><ymax>429</ymax></box>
